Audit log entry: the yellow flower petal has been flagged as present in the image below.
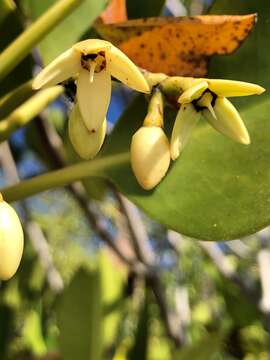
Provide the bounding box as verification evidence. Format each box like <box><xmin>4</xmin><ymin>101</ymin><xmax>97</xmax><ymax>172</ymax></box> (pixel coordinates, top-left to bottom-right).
<box><xmin>73</xmin><ymin>39</ymin><xmax>110</xmax><ymax>54</ymax></box>
<box><xmin>74</xmin><ymin>39</ymin><xmax>150</xmax><ymax>93</ymax></box>
<box><xmin>107</xmin><ymin>45</ymin><xmax>150</xmax><ymax>93</ymax></box>
<box><xmin>131</xmin><ymin>127</ymin><xmax>170</xmax><ymax>190</ymax></box>
<box><xmin>178</xmin><ymin>80</ymin><xmax>208</xmax><ymax>104</ymax></box>
<box><xmin>207</xmin><ymin>79</ymin><xmax>265</xmax><ymax>97</ymax></box>
<box><xmin>32</xmin><ymin>48</ymin><xmax>81</xmax><ymax>89</ymax></box>
<box><xmin>77</xmin><ymin>68</ymin><xmax>111</xmax><ymax>132</ymax></box>
<box><xmin>170</xmin><ymin>103</ymin><xmax>201</xmax><ymax>160</ymax></box>
<box><xmin>68</xmin><ymin>103</ymin><xmax>106</xmax><ymax>159</ymax></box>
<box><xmin>0</xmin><ymin>201</ymin><xmax>24</xmax><ymax>280</ymax></box>
<box><xmin>203</xmin><ymin>97</ymin><xmax>250</xmax><ymax>145</ymax></box>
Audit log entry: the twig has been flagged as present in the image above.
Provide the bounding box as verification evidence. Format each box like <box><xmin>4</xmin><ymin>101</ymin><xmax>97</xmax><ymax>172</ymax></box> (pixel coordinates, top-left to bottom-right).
<box><xmin>113</xmin><ymin>192</ymin><xmax>155</xmax><ymax>265</ymax></box>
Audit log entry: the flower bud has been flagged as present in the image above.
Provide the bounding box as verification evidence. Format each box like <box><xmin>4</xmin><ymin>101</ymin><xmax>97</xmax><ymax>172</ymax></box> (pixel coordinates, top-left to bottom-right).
<box><xmin>68</xmin><ymin>104</ymin><xmax>106</xmax><ymax>159</ymax></box>
<box><xmin>131</xmin><ymin>127</ymin><xmax>170</xmax><ymax>190</ymax></box>
<box><xmin>0</xmin><ymin>199</ymin><xmax>24</xmax><ymax>280</ymax></box>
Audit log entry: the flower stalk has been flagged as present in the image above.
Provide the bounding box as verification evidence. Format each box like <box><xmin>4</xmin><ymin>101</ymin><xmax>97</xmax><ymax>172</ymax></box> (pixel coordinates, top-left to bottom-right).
<box><xmin>0</xmin><ymin>0</ymin><xmax>85</xmax><ymax>81</ymax></box>
<box><xmin>0</xmin><ymin>85</ymin><xmax>63</xmax><ymax>142</ymax></box>
<box><xmin>0</xmin><ymin>152</ymin><xmax>129</xmax><ymax>202</ymax></box>
<box><xmin>143</xmin><ymin>88</ymin><xmax>164</xmax><ymax>127</ymax></box>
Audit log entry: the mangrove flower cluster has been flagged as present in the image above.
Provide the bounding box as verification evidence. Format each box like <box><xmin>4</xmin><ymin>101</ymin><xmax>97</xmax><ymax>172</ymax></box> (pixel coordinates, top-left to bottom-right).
<box><xmin>32</xmin><ymin>39</ymin><xmax>265</xmax><ymax>191</ymax></box>
<box><xmin>32</xmin><ymin>39</ymin><xmax>150</xmax><ymax>159</ymax></box>
<box><xmin>0</xmin><ymin>193</ymin><xmax>24</xmax><ymax>280</ymax></box>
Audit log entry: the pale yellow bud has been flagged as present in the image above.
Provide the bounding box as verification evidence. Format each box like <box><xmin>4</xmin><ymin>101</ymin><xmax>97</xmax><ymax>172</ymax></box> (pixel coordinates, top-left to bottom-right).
<box><xmin>0</xmin><ymin>200</ymin><xmax>24</xmax><ymax>280</ymax></box>
<box><xmin>130</xmin><ymin>127</ymin><xmax>170</xmax><ymax>190</ymax></box>
<box><xmin>68</xmin><ymin>104</ymin><xmax>106</xmax><ymax>160</ymax></box>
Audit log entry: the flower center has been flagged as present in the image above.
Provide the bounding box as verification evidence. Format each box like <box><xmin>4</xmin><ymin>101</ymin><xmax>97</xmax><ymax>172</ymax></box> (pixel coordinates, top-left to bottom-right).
<box><xmin>80</xmin><ymin>51</ymin><xmax>106</xmax><ymax>77</ymax></box>
<box><xmin>192</xmin><ymin>89</ymin><xmax>217</xmax><ymax>112</ymax></box>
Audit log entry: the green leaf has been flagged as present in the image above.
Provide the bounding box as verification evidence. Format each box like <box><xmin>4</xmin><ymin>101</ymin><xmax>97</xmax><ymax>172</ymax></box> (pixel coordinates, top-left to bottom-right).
<box><xmin>102</xmin><ymin>94</ymin><xmax>270</xmax><ymax>241</ymax></box>
<box><xmin>100</xmin><ymin>252</ymin><xmax>125</xmax><ymax>347</ymax></box>
<box><xmin>22</xmin><ymin>310</ymin><xmax>47</xmax><ymax>356</ymax></box>
<box><xmin>57</xmin><ymin>267</ymin><xmax>103</xmax><ymax>360</ymax></box>
<box><xmin>173</xmin><ymin>332</ymin><xmax>223</xmax><ymax>360</ymax></box>
<box><xmin>126</xmin><ymin>0</ymin><xmax>166</xmax><ymax>19</ymax></box>
<box><xmin>24</xmin><ymin>0</ymin><xmax>108</xmax><ymax>64</ymax></box>
<box><xmin>209</xmin><ymin>0</ymin><xmax>270</xmax><ymax>109</ymax></box>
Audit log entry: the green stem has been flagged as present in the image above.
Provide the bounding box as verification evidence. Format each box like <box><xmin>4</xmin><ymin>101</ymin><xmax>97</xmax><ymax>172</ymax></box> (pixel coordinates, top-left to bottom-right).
<box><xmin>0</xmin><ymin>0</ymin><xmax>85</xmax><ymax>81</ymax></box>
<box><xmin>143</xmin><ymin>88</ymin><xmax>164</xmax><ymax>127</ymax></box>
<box><xmin>159</xmin><ymin>77</ymin><xmax>185</xmax><ymax>98</ymax></box>
<box><xmin>0</xmin><ymin>86</ymin><xmax>63</xmax><ymax>142</ymax></box>
<box><xmin>1</xmin><ymin>153</ymin><xmax>129</xmax><ymax>202</ymax></box>
<box><xmin>0</xmin><ymin>80</ymin><xmax>34</xmax><ymax>120</ymax></box>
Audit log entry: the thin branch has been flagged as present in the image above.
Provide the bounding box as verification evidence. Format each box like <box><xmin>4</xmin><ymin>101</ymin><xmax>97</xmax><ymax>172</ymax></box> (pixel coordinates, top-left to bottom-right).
<box><xmin>114</xmin><ymin>192</ymin><xmax>155</xmax><ymax>265</ymax></box>
<box><xmin>257</xmin><ymin>249</ymin><xmax>270</xmax><ymax>313</ymax></box>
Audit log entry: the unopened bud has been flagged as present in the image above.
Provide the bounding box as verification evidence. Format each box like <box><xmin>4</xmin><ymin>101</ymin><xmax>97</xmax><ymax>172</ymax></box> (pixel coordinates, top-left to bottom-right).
<box><xmin>131</xmin><ymin>127</ymin><xmax>170</xmax><ymax>190</ymax></box>
<box><xmin>68</xmin><ymin>104</ymin><xmax>106</xmax><ymax>159</ymax></box>
<box><xmin>0</xmin><ymin>199</ymin><xmax>24</xmax><ymax>280</ymax></box>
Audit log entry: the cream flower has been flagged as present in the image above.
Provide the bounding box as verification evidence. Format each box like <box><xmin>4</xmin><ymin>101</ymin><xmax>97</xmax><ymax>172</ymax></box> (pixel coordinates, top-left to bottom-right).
<box><xmin>0</xmin><ymin>196</ymin><xmax>24</xmax><ymax>280</ymax></box>
<box><xmin>171</xmin><ymin>77</ymin><xmax>265</xmax><ymax>160</ymax></box>
<box><xmin>32</xmin><ymin>39</ymin><xmax>150</xmax><ymax>133</ymax></box>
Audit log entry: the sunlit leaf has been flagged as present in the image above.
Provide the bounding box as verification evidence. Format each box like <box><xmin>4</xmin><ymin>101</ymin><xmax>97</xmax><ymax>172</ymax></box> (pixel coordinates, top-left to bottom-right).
<box><xmin>100</xmin><ymin>252</ymin><xmax>126</xmax><ymax>347</ymax></box>
<box><xmin>23</xmin><ymin>310</ymin><xmax>47</xmax><ymax>356</ymax></box>
<box><xmin>96</xmin><ymin>14</ymin><xmax>256</xmax><ymax>76</ymax></box>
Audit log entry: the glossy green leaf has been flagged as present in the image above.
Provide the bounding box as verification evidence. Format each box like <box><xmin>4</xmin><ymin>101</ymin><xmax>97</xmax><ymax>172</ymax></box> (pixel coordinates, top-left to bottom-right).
<box><xmin>57</xmin><ymin>268</ymin><xmax>103</xmax><ymax>360</ymax></box>
<box><xmin>23</xmin><ymin>0</ymin><xmax>108</xmax><ymax>65</ymax></box>
<box><xmin>209</xmin><ymin>0</ymin><xmax>270</xmax><ymax>109</ymax></box>
<box><xmin>101</xmin><ymin>94</ymin><xmax>270</xmax><ymax>241</ymax></box>
<box><xmin>173</xmin><ymin>332</ymin><xmax>223</xmax><ymax>360</ymax></box>
<box><xmin>126</xmin><ymin>0</ymin><xmax>166</xmax><ymax>19</ymax></box>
